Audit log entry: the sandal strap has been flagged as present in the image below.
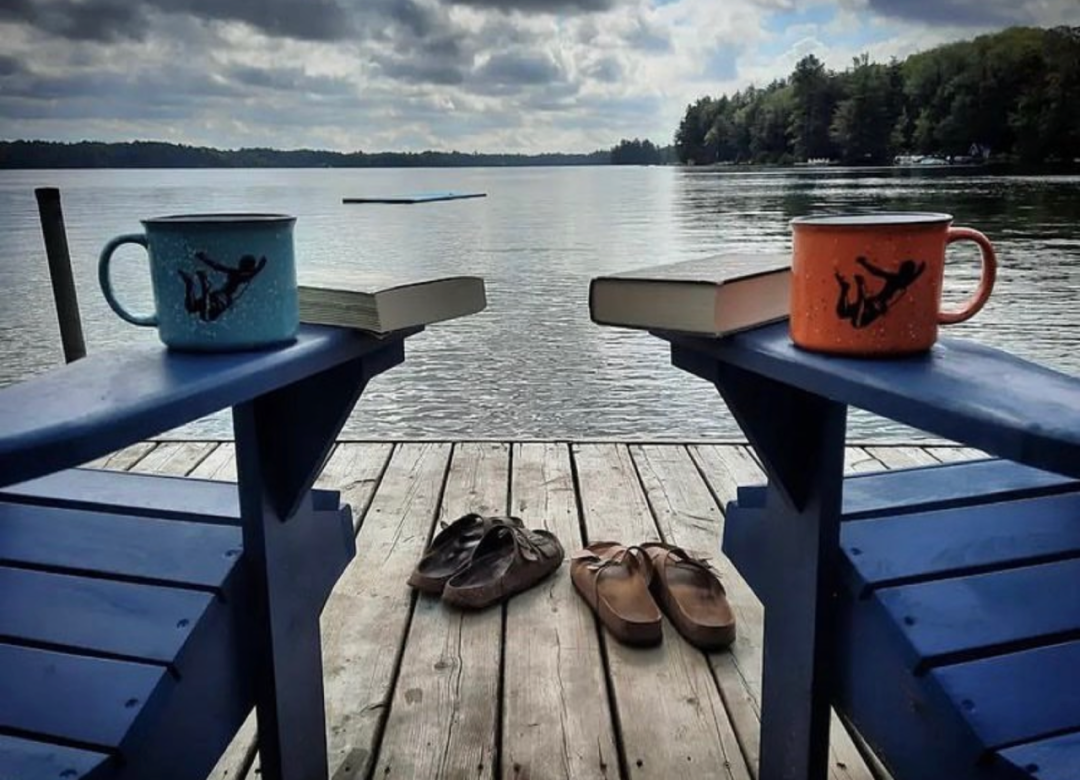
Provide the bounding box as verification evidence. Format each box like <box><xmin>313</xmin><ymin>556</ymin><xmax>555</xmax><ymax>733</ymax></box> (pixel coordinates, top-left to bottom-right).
<box><xmin>572</xmin><ymin>544</ymin><xmax>654</xmax><ymax>604</ymax></box>
<box><xmin>641</xmin><ymin>542</ymin><xmax>719</xmax><ymax>578</ymax></box>
<box><xmin>480</xmin><ymin>523</ymin><xmax>551</xmax><ymax>563</ymax></box>
<box><xmin>438</xmin><ymin>513</ymin><xmax>522</xmax><ymax>540</ymax></box>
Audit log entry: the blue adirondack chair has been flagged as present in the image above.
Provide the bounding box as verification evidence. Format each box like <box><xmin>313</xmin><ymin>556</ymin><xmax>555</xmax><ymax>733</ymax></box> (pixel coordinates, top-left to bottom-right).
<box><xmin>0</xmin><ymin>325</ymin><xmax>419</xmax><ymax>780</ymax></box>
<box><xmin>658</xmin><ymin>322</ymin><xmax>1080</xmax><ymax>780</ymax></box>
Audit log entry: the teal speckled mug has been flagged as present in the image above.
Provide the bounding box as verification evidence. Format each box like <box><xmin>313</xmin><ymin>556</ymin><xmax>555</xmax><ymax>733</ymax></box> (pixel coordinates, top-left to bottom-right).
<box><xmin>99</xmin><ymin>214</ymin><xmax>299</xmax><ymax>351</ymax></box>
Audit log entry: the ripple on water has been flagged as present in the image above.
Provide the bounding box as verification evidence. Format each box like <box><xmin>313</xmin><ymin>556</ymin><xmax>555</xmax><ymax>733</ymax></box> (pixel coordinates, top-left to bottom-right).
<box><xmin>1</xmin><ymin>166</ymin><xmax>1077</xmax><ymax>441</ymax></box>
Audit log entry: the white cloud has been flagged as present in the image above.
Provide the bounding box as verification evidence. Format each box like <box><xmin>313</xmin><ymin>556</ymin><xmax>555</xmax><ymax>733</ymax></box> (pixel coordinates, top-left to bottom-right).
<box><xmin>0</xmin><ymin>0</ymin><xmax>1077</xmax><ymax>152</ymax></box>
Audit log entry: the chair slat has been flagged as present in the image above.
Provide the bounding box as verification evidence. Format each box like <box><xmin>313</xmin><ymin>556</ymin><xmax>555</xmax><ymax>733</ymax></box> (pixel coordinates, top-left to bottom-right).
<box><xmin>843</xmin><ymin>491</ymin><xmax>1080</xmax><ymax>593</ymax></box>
<box><xmin>0</xmin><ymin>501</ymin><xmax>239</xmax><ymax>590</ymax></box>
<box><xmin>842</xmin><ymin>459</ymin><xmax>1078</xmax><ymax>520</ymax></box>
<box><xmin>998</xmin><ymin>730</ymin><xmax>1080</xmax><ymax>780</ymax></box>
<box><xmin>0</xmin><ymin>643</ymin><xmax>170</xmax><ymax>750</ymax></box>
<box><xmin>878</xmin><ymin>557</ymin><xmax>1080</xmax><ymax>669</ymax></box>
<box><xmin>0</xmin><ymin>565</ymin><xmax>214</xmax><ymax>665</ymax></box>
<box><xmin>933</xmin><ymin>639</ymin><xmax>1080</xmax><ymax>750</ymax></box>
<box><xmin>0</xmin><ymin>733</ymin><xmax>111</xmax><ymax>780</ymax></box>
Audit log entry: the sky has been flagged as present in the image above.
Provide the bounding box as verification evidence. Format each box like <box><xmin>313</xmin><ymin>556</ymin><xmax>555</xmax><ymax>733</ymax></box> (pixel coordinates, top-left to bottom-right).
<box><xmin>1</xmin><ymin>0</ymin><xmax>1077</xmax><ymax>153</ymax></box>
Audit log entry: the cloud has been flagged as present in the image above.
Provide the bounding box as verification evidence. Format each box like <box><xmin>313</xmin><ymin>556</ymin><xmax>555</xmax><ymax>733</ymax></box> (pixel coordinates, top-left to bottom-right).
<box><xmin>168</xmin><ymin>0</ymin><xmax>353</xmax><ymax>40</ymax></box>
<box><xmin>624</xmin><ymin>14</ymin><xmax>672</xmax><ymax>52</ymax></box>
<box><xmin>225</xmin><ymin>64</ymin><xmax>356</xmax><ymax>96</ymax></box>
<box><xmin>447</xmin><ymin>0</ymin><xmax>619</xmax><ymax>12</ymax></box>
<box><xmin>375</xmin><ymin>56</ymin><xmax>468</xmax><ymax>85</ymax></box>
<box><xmin>3</xmin><ymin>0</ymin><xmax>1077</xmax><ymax>154</ymax></box>
<box><xmin>585</xmin><ymin>55</ymin><xmax>623</xmax><ymax>82</ymax></box>
<box><xmin>4</xmin><ymin>0</ymin><xmax>353</xmax><ymax>41</ymax></box>
<box><xmin>0</xmin><ymin>55</ymin><xmax>25</xmax><ymax>76</ymax></box>
<box><xmin>475</xmin><ymin>51</ymin><xmax>564</xmax><ymax>85</ymax></box>
<box><xmin>862</xmin><ymin>0</ymin><xmax>1080</xmax><ymax>26</ymax></box>
<box><xmin>0</xmin><ymin>0</ymin><xmax>150</xmax><ymax>42</ymax></box>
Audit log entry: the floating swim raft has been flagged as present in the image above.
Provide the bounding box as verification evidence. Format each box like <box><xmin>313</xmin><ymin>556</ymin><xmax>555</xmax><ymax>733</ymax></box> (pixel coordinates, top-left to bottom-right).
<box><xmin>342</xmin><ymin>192</ymin><xmax>487</xmax><ymax>205</ymax></box>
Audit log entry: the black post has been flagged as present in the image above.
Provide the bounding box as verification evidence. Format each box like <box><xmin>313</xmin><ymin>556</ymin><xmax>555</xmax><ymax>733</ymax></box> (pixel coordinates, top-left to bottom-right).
<box><xmin>35</xmin><ymin>187</ymin><xmax>87</xmax><ymax>363</ymax></box>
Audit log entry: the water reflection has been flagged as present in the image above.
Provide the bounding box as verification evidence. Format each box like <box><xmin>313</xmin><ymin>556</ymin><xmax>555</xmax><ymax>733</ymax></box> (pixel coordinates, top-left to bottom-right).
<box><xmin>0</xmin><ymin>166</ymin><xmax>1077</xmax><ymax>440</ymax></box>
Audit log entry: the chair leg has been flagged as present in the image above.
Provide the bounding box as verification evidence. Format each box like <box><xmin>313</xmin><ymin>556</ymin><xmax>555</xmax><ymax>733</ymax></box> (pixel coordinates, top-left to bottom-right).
<box><xmin>710</xmin><ymin>361</ymin><xmax>848</xmax><ymax>780</ymax></box>
<box><xmin>230</xmin><ymin>345</ymin><xmax>404</xmax><ymax>780</ymax></box>
<box><xmin>233</xmin><ymin>415</ymin><xmax>334</xmax><ymax>780</ymax></box>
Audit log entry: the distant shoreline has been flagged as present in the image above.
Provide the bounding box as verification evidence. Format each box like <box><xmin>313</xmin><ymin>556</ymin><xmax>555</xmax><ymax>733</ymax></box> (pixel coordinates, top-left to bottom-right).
<box><xmin>0</xmin><ymin>139</ymin><xmax>613</xmax><ymax>169</ymax></box>
<box><xmin>3</xmin><ymin>140</ymin><xmax>1076</xmax><ymax>174</ymax></box>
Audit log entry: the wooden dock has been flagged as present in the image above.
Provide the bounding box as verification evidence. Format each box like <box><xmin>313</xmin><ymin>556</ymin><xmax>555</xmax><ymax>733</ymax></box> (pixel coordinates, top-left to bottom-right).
<box><xmin>88</xmin><ymin>440</ymin><xmax>983</xmax><ymax>780</ymax></box>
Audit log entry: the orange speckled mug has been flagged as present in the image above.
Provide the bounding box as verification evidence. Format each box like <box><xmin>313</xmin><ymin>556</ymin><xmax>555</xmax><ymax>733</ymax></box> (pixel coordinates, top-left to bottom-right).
<box><xmin>789</xmin><ymin>213</ymin><xmax>997</xmax><ymax>356</ymax></box>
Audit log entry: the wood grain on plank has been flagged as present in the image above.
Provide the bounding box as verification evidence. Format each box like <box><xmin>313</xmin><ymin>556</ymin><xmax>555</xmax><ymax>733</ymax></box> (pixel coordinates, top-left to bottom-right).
<box><xmin>924</xmin><ymin>446</ymin><xmax>989</xmax><ymax>463</ymax></box>
<box><xmin>573</xmin><ymin>443</ymin><xmax>751</xmax><ymax>780</ymax></box>
<box><xmin>315</xmin><ymin>442</ymin><xmax>393</xmax><ymax>524</ymax></box>
<box><xmin>504</xmin><ymin>442</ymin><xmax>618</xmax><ymax>780</ymax></box>
<box><xmin>188</xmin><ymin>443</ymin><xmax>238</xmax><ymax>481</ymax></box>
<box><xmin>83</xmin><ymin>441</ymin><xmax>157</xmax><ymax>471</ymax></box>
<box><xmin>374</xmin><ymin>443</ymin><xmax>507</xmax><ymax>780</ymax></box>
<box><xmin>206</xmin><ymin>715</ymin><xmax>258</xmax><ymax>780</ymax></box>
<box><xmin>127</xmin><ymin>441</ymin><xmax>217</xmax><ymax>476</ymax></box>
<box><xmin>845</xmin><ymin>446</ymin><xmax>885</xmax><ymax>475</ymax></box>
<box><xmin>864</xmin><ymin>446</ymin><xmax>939</xmax><ymax>470</ymax></box>
<box><xmin>635</xmin><ymin>444</ymin><xmax>763</xmax><ymax>775</ymax></box>
<box><xmin>690</xmin><ymin>444</ymin><xmax>877</xmax><ymax>780</ymax></box>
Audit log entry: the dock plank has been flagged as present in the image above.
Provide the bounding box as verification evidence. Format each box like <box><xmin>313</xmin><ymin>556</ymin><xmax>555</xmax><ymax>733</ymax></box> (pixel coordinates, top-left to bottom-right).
<box><xmin>67</xmin><ymin>441</ymin><xmax>953</xmax><ymax>779</ymax></box>
<box><xmin>690</xmin><ymin>444</ymin><xmax>878</xmax><ymax>780</ymax></box>
<box><xmin>574</xmin><ymin>443</ymin><xmax>751</xmax><ymax>780</ymax></box>
<box><xmin>845</xmin><ymin>446</ymin><xmax>884</xmax><ymax>475</ymax></box>
<box><xmin>189</xmin><ymin>443</ymin><xmax>238</xmax><ymax>481</ymax></box>
<box><xmin>633</xmin><ymin>444</ymin><xmax>763</xmax><ymax>775</ymax></box>
<box><xmin>504</xmin><ymin>443</ymin><xmax>619</xmax><ymax>780</ymax></box>
<box><xmin>865</xmin><ymin>446</ymin><xmax>939</xmax><ymax>470</ymax></box>
<box><xmin>925</xmin><ymin>446</ymin><xmax>988</xmax><ymax>463</ymax></box>
<box><xmin>374</xmin><ymin>443</ymin><xmax>507</xmax><ymax>780</ymax></box>
<box><xmin>83</xmin><ymin>441</ymin><xmax>157</xmax><ymax>471</ymax></box>
<box><xmin>127</xmin><ymin>441</ymin><xmax>217</xmax><ymax>476</ymax></box>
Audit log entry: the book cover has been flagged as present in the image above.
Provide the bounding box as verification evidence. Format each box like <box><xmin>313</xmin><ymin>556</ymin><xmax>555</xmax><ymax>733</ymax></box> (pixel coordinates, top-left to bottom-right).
<box><xmin>297</xmin><ymin>271</ymin><xmax>486</xmax><ymax>334</ymax></box>
<box><xmin>589</xmin><ymin>253</ymin><xmax>791</xmax><ymax>336</ymax></box>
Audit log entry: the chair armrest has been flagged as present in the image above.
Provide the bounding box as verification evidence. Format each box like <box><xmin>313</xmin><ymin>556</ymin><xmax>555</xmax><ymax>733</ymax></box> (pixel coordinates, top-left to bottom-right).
<box><xmin>0</xmin><ymin>326</ymin><xmax>418</xmax><ymax>488</ymax></box>
<box><xmin>665</xmin><ymin>323</ymin><xmax>1080</xmax><ymax>479</ymax></box>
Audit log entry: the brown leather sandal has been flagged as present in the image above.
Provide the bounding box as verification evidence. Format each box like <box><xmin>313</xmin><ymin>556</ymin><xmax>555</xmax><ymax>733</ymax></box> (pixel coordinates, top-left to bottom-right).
<box><xmin>641</xmin><ymin>543</ymin><xmax>735</xmax><ymax>650</ymax></box>
<box><xmin>441</xmin><ymin>524</ymin><xmax>564</xmax><ymax>609</ymax></box>
<box><xmin>408</xmin><ymin>514</ymin><xmax>523</xmax><ymax>595</ymax></box>
<box><xmin>571</xmin><ymin>542</ymin><xmax>662</xmax><ymax>647</ymax></box>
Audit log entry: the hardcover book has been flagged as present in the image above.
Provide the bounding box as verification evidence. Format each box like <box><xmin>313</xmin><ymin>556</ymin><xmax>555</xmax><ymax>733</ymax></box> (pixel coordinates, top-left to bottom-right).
<box><xmin>298</xmin><ymin>272</ymin><xmax>486</xmax><ymax>333</ymax></box>
<box><xmin>589</xmin><ymin>254</ymin><xmax>791</xmax><ymax>336</ymax></box>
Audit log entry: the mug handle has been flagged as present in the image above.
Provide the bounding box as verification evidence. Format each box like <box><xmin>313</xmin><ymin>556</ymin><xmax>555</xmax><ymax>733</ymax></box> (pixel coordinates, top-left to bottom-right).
<box><xmin>98</xmin><ymin>234</ymin><xmax>159</xmax><ymax>327</ymax></box>
<box><xmin>938</xmin><ymin>226</ymin><xmax>997</xmax><ymax>325</ymax></box>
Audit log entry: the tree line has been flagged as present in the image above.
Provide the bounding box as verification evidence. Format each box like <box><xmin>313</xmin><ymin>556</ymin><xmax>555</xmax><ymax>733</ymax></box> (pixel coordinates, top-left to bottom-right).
<box><xmin>0</xmin><ymin>140</ymin><xmax>613</xmax><ymax>169</ymax></box>
<box><xmin>609</xmin><ymin>138</ymin><xmax>677</xmax><ymax>165</ymax></box>
<box><xmin>676</xmin><ymin>26</ymin><xmax>1080</xmax><ymax>166</ymax></box>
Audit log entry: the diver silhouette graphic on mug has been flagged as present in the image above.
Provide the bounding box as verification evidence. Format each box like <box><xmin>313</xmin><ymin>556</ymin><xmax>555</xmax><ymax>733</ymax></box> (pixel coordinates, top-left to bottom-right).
<box><xmin>179</xmin><ymin>251</ymin><xmax>267</xmax><ymax>322</ymax></box>
<box><xmin>835</xmin><ymin>256</ymin><xmax>926</xmax><ymax>329</ymax></box>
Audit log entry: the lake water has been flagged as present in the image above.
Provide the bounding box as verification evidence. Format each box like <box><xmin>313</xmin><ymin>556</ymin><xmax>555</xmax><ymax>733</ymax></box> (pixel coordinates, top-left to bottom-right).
<box><xmin>1</xmin><ymin>166</ymin><xmax>1078</xmax><ymax>441</ymax></box>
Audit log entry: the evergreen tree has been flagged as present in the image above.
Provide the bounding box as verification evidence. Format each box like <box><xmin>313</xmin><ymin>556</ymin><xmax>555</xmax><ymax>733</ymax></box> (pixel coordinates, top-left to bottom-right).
<box><xmin>788</xmin><ymin>55</ymin><xmax>837</xmax><ymax>160</ymax></box>
<box><xmin>830</xmin><ymin>55</ymin><xmax>895</xmax><ymax>164</ymax></box>
<box><xmin>672</xmin><ymin>25</ymin><xmax>1080</xmax><ymax>165</ymax></box>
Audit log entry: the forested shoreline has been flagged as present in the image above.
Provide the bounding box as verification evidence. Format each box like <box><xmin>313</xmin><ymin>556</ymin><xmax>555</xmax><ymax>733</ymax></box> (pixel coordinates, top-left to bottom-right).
<box><xmin>0</xmin><ymin>141</ymin><xmax>612</xmax><ymax>169</ymax></box>
<box><xmin>675</xmin><ymin>26</ymin><xmax>1080</xmax><ymax>166</ymax></box>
